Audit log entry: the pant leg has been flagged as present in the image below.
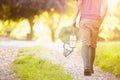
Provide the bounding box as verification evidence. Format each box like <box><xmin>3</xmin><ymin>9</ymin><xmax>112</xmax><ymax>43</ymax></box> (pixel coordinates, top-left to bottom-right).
<box><xmin>89</xmin><ymin>20</ymin><xmax>101</xmax><ymax>48</ymax></box>
<box><xmin>79</xmin><ymin>19</ymin><xmax>101</xmax><ymax>70</ymax></box>
<box><xmin>88</xmin><ymin>20</ymin><xmax>100</xmax><ymax>72</ymax></box>
<box><xmin>79</xmin><ymin>19</ymin><xmax>91</xmax><ymax>69</ymax></box>
<box><xmin>80</xmin><ymin>19</ymin><xmax>91</xmax><ymax>47</ymax></box>
<box><xmin>81</xmin><ymin>45</ymin><xmax>90</xmax><ymax>69</ymax></box>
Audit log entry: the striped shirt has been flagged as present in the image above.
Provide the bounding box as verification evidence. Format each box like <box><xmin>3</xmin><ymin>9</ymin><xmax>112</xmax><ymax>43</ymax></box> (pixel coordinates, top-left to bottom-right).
<box><xmin>80</xmin><ymin>0</ymin><xmax>104</xmax><ymax>20</ymax></box>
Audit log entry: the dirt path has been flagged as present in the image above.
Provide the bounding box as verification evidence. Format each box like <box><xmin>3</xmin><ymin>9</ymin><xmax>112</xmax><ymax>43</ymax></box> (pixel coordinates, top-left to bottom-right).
<box><xmin>0</xmin><ymin>40</ymin><xmax>119</xmax><ymax>80</ymax></box>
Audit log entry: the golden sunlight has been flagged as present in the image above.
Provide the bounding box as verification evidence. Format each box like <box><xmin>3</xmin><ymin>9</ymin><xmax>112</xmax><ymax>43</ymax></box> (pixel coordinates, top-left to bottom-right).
<box><xmin>107</xmin><ymin>0</ymin><xmax>118</xmax><ymax>10</ymax></box>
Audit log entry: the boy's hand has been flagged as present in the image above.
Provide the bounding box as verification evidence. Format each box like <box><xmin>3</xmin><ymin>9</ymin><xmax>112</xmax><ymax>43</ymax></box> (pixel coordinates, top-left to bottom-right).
<box><xmin>72</xmin><ymin>21</ymin><xmax>76</xmax><ymax>27</ymax></box>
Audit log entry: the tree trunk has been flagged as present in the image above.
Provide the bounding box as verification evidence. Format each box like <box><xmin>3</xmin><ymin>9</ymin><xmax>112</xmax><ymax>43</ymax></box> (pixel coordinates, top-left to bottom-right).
<box><xmin>49</xmin><ymin>15</ymin><xmax>61</xmax><ymax>42</ymax></box>
<box><xmin>51</xmin><ymin>28</ymin><xmax>55</xmax><ymax>42</ymax></box>
<box><xmin>49</xmin><ymin>23</ymin><xmax>55</xmax><ymax>42</ymax></box>
<box><xmin>27</xmin><ymin>18</ymin><xmax>34</xmax><ymax>40</ymax></box>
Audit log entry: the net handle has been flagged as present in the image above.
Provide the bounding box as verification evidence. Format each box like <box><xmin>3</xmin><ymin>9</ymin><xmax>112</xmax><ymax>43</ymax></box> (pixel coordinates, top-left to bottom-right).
<box><xmin>72</xmin><ymin>26</ymin><xmax>76</xmax><ymax>35</ymax></box>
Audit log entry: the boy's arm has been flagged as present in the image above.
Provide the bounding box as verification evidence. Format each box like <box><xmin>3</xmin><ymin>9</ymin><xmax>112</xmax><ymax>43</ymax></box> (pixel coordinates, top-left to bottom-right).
<box><xmin>72</xmin><ymin>0</ymin><xmax>82</xmax><ymax>27</ymax></box>
<box><xmin>101</xmin><ymin>0</ymin><xmax>108</xmax><ymax>21</ymax></box>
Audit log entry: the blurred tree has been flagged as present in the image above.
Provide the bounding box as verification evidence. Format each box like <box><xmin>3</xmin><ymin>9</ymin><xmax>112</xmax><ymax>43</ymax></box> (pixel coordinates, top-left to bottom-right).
<box><xmin>98</xmin><ymin>0</ymin><xmax>120</xmax><ymax>41</ymax></box>
<box><xmin>0</xmin><ymin>0</ymin><xmax>67</xmax><ymax>40</ymax></box>
<box><xmin>39</xmin><ymin>0</ymin><xmax>67</xmax><ymax>42</ymax></box>
<box><xmin>115</xmin><ymin>1</ymin><xmax>120</xmax><ymax>19</ymax></box>
<box><xmin>40</xmin><ymin>12</ymin><xmax>62</xmax><ymax>42</ymax></box>
<box><xmin>109</xmin><ymin>0</ymin><xmax>120</xmax><ymax>20</ymax></box>
<box><xmin>41</xmin><ymin>0</ymin><xmax>76</xmax><ymax>42</ymax></box>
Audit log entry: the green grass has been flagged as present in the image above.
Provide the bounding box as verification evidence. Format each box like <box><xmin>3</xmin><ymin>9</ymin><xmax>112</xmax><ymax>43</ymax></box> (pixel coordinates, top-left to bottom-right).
<box><xmin>95</xmin><ymin>42</ymin><xmax>120</xmax><ymax>77</ymax></box>
<box><xmin>17</xmin><ymin>46</ymin><xmax>52</xmax><ymax>57</ymax></box>
<box><xmin>11</xmin><ymin>47</ymin><xmax>73</xmax><ymax>80</ymax></box>
<box><xmin>12</xmin><ymin>55</ymin><xmax>73</xmax><ymax>80</ymax></box>
<box><xmin>77</xmin><ymin>41</ymin><xmax>120</xmax><ymax>77</ymax></box>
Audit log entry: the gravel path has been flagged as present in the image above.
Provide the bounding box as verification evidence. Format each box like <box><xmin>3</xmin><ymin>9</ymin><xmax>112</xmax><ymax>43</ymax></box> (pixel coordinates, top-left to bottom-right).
<box><xmin>36</xmin><ymin>42</ymin><xmax>119</xmax><ymax>80</ymax></box>
<box><xmin>0</xmin><ymin>46</ymin><xmax>20</xmax><ymax>80</ymax></box>
<box><xmin>0</xmin><ymin>40</ymin><xmax>119</xmax><ymax>80</ymax></box>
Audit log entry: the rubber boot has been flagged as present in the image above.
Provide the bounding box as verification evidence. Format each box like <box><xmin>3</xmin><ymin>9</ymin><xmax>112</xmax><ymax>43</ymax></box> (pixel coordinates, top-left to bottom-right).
<box><xmin>89</xmin><ymin>47</ymin><xmax>95</xmax><ymax>73</ymax></box>
<box><xmin>81</xmin><ymin>45</ymin><xmax>91</xmax><ymax>76</ymax></box>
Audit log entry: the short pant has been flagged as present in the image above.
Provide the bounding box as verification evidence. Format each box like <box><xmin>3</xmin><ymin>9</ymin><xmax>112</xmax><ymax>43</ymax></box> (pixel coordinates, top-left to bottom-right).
<box><xmin>79</xmin><ymin>19</ymin><xmax>101</xmax><ymax>48</ymax></box>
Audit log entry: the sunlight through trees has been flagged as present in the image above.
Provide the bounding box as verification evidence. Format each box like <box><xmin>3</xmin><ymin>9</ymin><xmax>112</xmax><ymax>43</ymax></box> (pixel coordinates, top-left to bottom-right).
<box><xmin>0</xmin><ymin>0</ymin><xmax>120</xmax><ymax>41</ymax></box>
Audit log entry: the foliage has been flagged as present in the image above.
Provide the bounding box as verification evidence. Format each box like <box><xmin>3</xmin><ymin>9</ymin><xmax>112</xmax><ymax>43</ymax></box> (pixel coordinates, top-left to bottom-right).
<box><xmin>0</xmin><ymin>0</ymin><xmax>66</xmax><ymax>20</ymax></box>
<box><xmin>40</xmin><ymin>12</ymin><xmax>62</xmax><ymax>42</ymax></box>
<box><xmin>99</xmin><ymin>15</ymin><xmax>120</xmax><ymax>41</ymax></box>
<box><xmin>0</xmin><ymin>0</ymin><xmax>67</xmax><ymax>40</ymax></box>
<box><xmin>99</xmin><ymin>0</ymin><xmax>120</xmax><ymax>41</ymax></box>
<box><xmin>1</xmin><ymin>0</ymin><xmax>120</xmax><ymax>41</ymax></box>
<box><xmin>114</xmin><ymin>1</ymin><xmax>120</xmax><ymax>19</ymax></box>
<box><xmin>11</xmin><ymin>54</ymin><xmax>73</xmax><ymax>80</ymax></box>
<box><xmin>39</xmin><ymin>0</ymin><xmax>75</xmax><ymax>42</ymax></box>
<box><xmin>59</xmin><ymin>26</ymin><xmax>80</xmax><ymax>43</ymax></box>
<box><xmin>0</xmin><ymin>20</ymin><xmax>18</xmax><ymax>37</ymax></box>
<box><xmin>95</xmin><ymin>42</ymin><xmax>120</xmax><ymax>77</ymax></box>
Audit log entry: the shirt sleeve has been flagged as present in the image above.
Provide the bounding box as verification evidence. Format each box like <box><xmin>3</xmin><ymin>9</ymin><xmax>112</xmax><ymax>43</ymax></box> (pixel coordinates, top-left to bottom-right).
<box><xmin>101</xmin><ymin>0</ymin><xmax>108</xmax><ymax>20</ymax></box>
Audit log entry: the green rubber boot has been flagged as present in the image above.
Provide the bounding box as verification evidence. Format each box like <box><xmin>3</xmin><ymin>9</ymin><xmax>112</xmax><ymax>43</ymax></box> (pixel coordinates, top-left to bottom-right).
<box><xmin>89</xmin><ymin>47</ymin><xmax>96</xmax><ymax>73</ymax></box>
<box><xmin>81</xmin><ymin>45</ymin><xmax>91</xmax><ymax>76</ymax></box>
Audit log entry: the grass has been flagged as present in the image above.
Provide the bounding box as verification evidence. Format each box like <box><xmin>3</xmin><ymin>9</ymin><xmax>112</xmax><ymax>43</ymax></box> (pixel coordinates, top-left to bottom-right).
<box><xmin>11</xmin><ymin>47</ymin><xmax>73</xmax><ymax>80</ymax></box>
<box><xmin>17</xmin><ymin>46</ymin><xmax>52</xmax><ymax>57</ymax></box>
<box><xmin>95</xmin><ymin>42</ymin><xmax>120</xmax><ymax>77</ymax></box>
<box><xmin>77</xmin><ymin>41</ymin><xmax>120</xmax><ymax>77</ymax></box>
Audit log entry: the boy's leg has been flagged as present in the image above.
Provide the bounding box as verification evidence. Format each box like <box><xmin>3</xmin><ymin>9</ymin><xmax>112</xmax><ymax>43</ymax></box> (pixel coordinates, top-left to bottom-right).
<box><xmin>80</xmin><ymin>19</ymin><xmax>91</xmax><ymax>76</ymax></box>
<box><xmin>89</xmin><ymin>19</ymin><xmax>100</xmax><ymax>73</ymax></box>
<box><xmin>89</xmin><ymin>47</ymin><xmax>95</xmax><ymax>73</ymax></box>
